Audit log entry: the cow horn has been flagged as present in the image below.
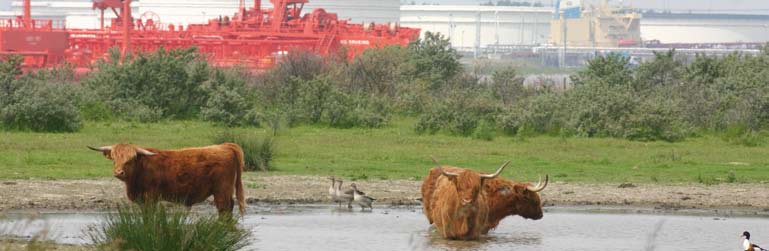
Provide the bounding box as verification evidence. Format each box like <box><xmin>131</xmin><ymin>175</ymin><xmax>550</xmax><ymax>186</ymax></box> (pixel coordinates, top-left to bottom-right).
<box><xmin>480</xmin><ymin>160</ymin><xmax>510</xmax><ymax>179</ymax></box>
<box><xmin>527</xmin><ymin>175</ymin><xmax>549</xmax><ymax>192</ymax></box>
<box><xmin>135</xmin><ymin>147</ymin><xmax>156</xmax><ymax>156</ymax></box>
<box><xmin>431</xmin><ymin>156</ymin><xmax>458</xmax><ymax>177</ymax></box>
<box><xmin>87</xmin><ymin>146</ymin><xmax>112</xmax><ymax>152</ymax></box>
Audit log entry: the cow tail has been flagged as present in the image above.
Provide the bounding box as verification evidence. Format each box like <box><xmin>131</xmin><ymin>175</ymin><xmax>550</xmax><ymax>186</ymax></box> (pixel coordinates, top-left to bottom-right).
<box><xmin>232</xmin><ymin>143</ymin><xmax>246</xmax><ymax>216</ymax></box>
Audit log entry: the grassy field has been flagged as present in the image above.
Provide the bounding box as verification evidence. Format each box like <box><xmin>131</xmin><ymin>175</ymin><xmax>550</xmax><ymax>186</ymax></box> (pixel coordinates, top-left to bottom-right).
<box><xmin>1</xmin><ymin>118</ymin><xmax>768</xmax><ymax>184</ymax></box>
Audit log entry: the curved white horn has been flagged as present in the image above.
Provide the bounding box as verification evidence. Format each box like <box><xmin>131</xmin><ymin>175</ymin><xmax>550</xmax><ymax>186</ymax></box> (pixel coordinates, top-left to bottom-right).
<box><xmin>480</xmin><ymin>161</ymin><xmax>510</xmax><ymax>179</ymax></box>
<box><xmin>135</xmin><ymin>147</ymin><xmax>156</xmax><ymax>156</ymax></box>
<box><xmin>431</xmin><ymin>156</ymin><xmax>458</xmax><ymax>177</ymax></box>
<box><xmin>527</xmin><ymin>175</ymin><xmax>549</xmax><ymax>192</ymax></box>
<box><xmin>87</xmin><ymin>146</ymin><xmax>112</xmax><ymax>152</ymax></box>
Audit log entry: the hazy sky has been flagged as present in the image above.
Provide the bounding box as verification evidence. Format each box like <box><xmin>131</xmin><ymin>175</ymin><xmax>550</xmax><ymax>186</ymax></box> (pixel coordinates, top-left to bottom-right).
<box><xmin>424</xmin><ymin>0</ymin><xmax>769</xmax><ymax>13</ymax></box>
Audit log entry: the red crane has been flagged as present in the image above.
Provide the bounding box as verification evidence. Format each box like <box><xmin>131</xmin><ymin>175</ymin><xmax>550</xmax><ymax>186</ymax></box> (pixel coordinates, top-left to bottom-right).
<box><xmin>1</xmin><ymin>0</ymin><xmax>420</xmax><ymax>70</ymax></box>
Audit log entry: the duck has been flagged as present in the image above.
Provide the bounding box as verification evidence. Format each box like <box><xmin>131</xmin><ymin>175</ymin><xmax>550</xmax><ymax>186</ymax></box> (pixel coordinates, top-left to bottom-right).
<box><xmin>327</xmin><ymin>176</ymin><xmax>339</xmax><ymax>203</ymax></box>
<box><xmin>350</xmin><ymin>183</ymin><xmax>376</xmax><ymax>211</ymax></box>
<box><xmin>743</xmin><ymin>231</ymin><xmax>765</xmax><ymax>251</ymax></box>
<box><xmin>335</xmin><ymin>179</ymin><xmax>354</xmax><ymax>209</ymax></box>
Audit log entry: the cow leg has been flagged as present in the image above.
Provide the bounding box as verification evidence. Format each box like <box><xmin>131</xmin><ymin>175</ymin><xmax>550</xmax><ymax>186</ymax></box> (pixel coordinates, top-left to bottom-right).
<box><xmin>214</xmin><ymin>192</ymin><xmax>234</xmax><ymax>215</ymax></box>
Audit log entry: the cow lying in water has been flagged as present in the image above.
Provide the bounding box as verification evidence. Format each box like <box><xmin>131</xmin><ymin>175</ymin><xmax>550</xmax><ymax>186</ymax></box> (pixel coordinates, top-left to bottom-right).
<box><xmin>89</xmin><ymin>143</ymin><xmax>246</xmax><ymax>215</ymax></box>
<box><xmin>421</xmin><ymin>160</ymin><xmax>547</xmax><ymax>238</ymax></box>
<box><xmin>421</xmin><ymin>157</ymin><xmax>509</xmax><ymax>240</ymax></box>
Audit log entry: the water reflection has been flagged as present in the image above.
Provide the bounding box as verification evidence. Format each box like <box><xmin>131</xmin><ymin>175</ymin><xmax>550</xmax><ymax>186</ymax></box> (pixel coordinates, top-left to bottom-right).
<box><xmin>410</xmin><ymin>229</ymin><xmax>543</xmax><ymax>251</ymax></box>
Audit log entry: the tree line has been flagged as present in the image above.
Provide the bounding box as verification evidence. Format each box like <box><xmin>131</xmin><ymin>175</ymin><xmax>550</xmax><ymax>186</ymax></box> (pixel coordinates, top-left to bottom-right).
<box><xmin>2</xmin><ymin>32</ymin><xmax>769</xmax><ymax>144</ymax></box>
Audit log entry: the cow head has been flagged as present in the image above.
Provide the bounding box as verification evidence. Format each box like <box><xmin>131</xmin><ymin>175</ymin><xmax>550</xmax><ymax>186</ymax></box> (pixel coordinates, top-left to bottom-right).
<box><xmin>431</xmin><ymin>156</ymin><xmax>509</xmax><ymax>207</ymax></box>
<box><xmin>497</xmin><ymin>175</ymin><xmax>548</xmax><ymax>220</ymax></box>
<box><xmin>88</xmin><ymin>144</ymin><xmax>156</xmax><ymax>180</ymax></box>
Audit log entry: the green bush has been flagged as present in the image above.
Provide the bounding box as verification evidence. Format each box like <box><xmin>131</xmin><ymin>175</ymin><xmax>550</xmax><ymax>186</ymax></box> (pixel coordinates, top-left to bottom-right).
<box><xmin>326</xmin><ymin>93</ymin><xmax>390</xmax><ymax>129</ymax></box>
<box><xmin>499</xmin><ymin>91</ymin><xmax>565</xmax><ymax>136</ymax></box>
<box><xmin>623</xmin><ymin>96</ymin><xmax>687</xmax><ymax>142</ymax></box>
<box><xmin>491</xmin><ymin>68</ymin><xmax>526</xmax><ymax>105</ymax></box>
<box><xmin>108</xmin><ymin>99</ymin><xmax>164</xmax><ymax>123</ymax></box>
<box><xmin>406</xmin><ymin>31</ymin><xmax>461</xmax><ymax>87</ymax></box>
<box><xmin>416</xmin><ymin>89</ymin><xmax>501</xmax><ymax>136</ymax></box>
<box><xmin>472</xmin><ymin>119</ymin><xmax>496</xmax><ymax>141</ymax></box>
<box><xmin>87</xmin><ymin>204</ymin><xmax>251</xmax><ymax>251</ymax></box>
<box><xmin>212</xmin><ymin>131</ymin><xmax>275</xmax><ymax>171</ymax></box>
<box><xmin>84</xmin><ymin>48</ymin><xmax>211</xmax><ymax>121</ymax></box>
<box><xmin>0</xmin><ymin>56</ymin><xmax>23</xmax><ymax>107</ymax></box>
<box><xmin>0</xmin><ymin>69</ymin><xmax>82</xmax><ymax>132</ymax></box>
<box><xmin>347</xmin><ymin>45</ymin><xmax>408</xmax><ymax>96</ymax></box>
<box><xmin>201</xmin><ymin>70</ymin><xmax>252</xmax><ymax>127</ymax></box>
<box><xmin>722</xmin><ymin>126</ymin><xmax>765</xmax><ymax>147</ymax></box>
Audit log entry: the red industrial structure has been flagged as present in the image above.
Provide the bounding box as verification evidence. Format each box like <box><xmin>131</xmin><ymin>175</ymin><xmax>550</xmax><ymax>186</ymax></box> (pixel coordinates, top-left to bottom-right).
<box><xmin>0</xmin><ymin>0</ymin><xmax>420</xmax><ymax>70</ymax></box>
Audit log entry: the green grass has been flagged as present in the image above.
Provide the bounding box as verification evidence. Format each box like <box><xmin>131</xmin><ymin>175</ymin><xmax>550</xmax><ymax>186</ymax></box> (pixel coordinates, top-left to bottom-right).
<box><xmin>1</xmin><ymin>118</ymin><xmax>769</xmax><ymax>184</ymax></box>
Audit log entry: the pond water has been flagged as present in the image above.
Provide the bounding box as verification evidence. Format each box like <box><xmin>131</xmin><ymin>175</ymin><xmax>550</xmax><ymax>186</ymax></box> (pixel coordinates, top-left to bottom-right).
<box><xmin>2</xmin><ymin>205</ymin><xmax>768</xmax><ymax>251</ymax></box>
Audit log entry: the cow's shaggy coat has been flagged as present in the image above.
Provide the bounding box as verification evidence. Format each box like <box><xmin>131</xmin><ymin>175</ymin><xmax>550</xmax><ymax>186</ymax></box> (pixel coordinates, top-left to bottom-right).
<box><xmin>428</xmin><ymin>168</ymin><xmax>490</xmax><ymax>240</ymax></box>
<box><xmin>421</xmin><ymin>165</ymin><xmax>547</xmax><ymax>236</ymax></box>
<box><xmin>90</xmin><ymin>143</ymin><xmax>246</xmax><ymax>215</ymax></box>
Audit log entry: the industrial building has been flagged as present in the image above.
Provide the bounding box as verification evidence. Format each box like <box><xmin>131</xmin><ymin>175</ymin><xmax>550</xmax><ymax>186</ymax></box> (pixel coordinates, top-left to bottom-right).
<box><xmin>0</xmin><ymin>0</ymin><xmax>401</xmax><ymax>29</ymax></box>
<box><xmin>399</xmin><ymin>4</ymin><xmax>551</xmax><ymax>55</ymax></box>
<box><xmin>400</xmin><ymin>4</ymin><xmax>769</xmax><ymax>49</ymax></box>
<box><xmin>4</xmin><ymin>0</ymin><xmax>769</xmax><ymax>67</ymax></box>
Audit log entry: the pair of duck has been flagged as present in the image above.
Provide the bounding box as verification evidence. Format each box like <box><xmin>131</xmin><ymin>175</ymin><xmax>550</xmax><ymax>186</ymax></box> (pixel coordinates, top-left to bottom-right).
<box><xmin>327</xmin><ymin>176</ymin><xmax>376</xmax><ymax>210</ymax></box>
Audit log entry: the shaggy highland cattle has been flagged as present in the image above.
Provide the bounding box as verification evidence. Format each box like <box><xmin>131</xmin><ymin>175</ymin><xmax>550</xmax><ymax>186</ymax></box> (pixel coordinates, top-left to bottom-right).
<box><xmin>421</xmin><ymin>163</ymin><xmax>548</xmax><ymax>236</ymax></box>
<box><xmin>89</xmin><ymin>143</ymin><xmax>246</xmax><ymax>215</ymax></box>
<box><xmin>421</xmin><ymin>157</ymin><xmax>509</xmax><ymax>240</ymax></box>
<box><xmin>481</xmin><ymin>175</ymin><xmax>547</xmax><ymax>234</ymax></box>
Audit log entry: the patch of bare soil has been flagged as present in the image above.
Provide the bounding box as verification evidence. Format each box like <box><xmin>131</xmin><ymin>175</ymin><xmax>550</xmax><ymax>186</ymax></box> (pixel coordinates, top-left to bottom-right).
<box><xmin>0</xmin><ymin>238</ymin><xmax>88</xmax><ymax>251</ymax></box>
<box><xmin>1</xmin><ymin>176</ymin><xmax>769</xmax><ymax>212</ymax></box>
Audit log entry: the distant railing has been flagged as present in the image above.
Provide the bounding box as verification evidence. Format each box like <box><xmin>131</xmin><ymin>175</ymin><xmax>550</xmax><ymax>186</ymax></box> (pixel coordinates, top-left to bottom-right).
<box><xmin>0</xmin><ymin>18</ymin><xmax>66</xmax><ymax>30</ymax></box>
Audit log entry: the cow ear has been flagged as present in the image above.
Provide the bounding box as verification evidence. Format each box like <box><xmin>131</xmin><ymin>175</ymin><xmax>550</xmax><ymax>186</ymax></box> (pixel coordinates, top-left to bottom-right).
<box><xmin>103</xmin><ymin>151</ymin><xmax>112</xmax><ymax>160</ymax></box>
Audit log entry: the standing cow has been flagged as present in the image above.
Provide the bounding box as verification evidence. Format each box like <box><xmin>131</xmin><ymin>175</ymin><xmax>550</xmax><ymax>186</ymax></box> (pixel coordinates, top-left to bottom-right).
<box><xmin>89</xmin><ymin>143</ymin><xmax>246</xmax><ymax>215</ymax></box>
<box><xmin>421</xmin><ymin>157</ymin><xmax>509</xmax><ymax>240</ymax></box>
<box><xmin>421</xmin><ymin>163</ymin><xmax>548</xmax><ymax>235</ymax></box>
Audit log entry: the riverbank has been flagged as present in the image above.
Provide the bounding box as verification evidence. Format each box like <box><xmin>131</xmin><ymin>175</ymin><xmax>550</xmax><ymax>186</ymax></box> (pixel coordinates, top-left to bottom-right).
<box><xmin>2</xmin><ymin>175</ymin><xmax>769</xmax><ymax>213</ymax></box>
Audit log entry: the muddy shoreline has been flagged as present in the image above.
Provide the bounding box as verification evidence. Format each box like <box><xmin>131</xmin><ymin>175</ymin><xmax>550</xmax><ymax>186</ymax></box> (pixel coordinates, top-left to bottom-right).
<box><xmin>2</xmin><ymin>175</ymin><xmax>769</xmax><ymax>214</ymax></box>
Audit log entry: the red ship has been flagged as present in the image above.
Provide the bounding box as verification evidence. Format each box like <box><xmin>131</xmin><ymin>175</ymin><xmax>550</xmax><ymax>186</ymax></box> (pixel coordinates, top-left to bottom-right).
<box><xmin>0</xmin><ymin>0</ymin><xmax>420</xmax><ymax>70</ymax></box>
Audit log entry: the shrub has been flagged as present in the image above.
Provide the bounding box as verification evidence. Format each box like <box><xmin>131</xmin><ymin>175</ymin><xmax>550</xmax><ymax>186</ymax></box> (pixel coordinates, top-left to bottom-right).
<box><xmin>416</xmin><ymin>90</ymin><xmax>500</xmax><ymax>136</ymax></box>
<box><xmin>298</xmin><ymin>76</ymin><xmax>334</xmax><ymax>124</ymax></box>
<box><xmin>499</xmin><ymin>91</ymin><xmax>565</xmax><ymax>136</ymax></box>
<box><xmin>84</xmin><ymin>47</ymin><xmax>211</xmax><ymax>121</ymax></box>
<box><xmin>212</xmin><ymin>131</ymin><xmax>275</xmax><ymax>171</ymax></box>
<box><xmin>633</xmin><ymin>50</ymin><xmax>684</xmax><ymax>91</ymax></box>
<box><xmin>722</xmin><ymin>126</ymin><xmax>765</xmax><ymax>147</ymax></box>
<box><xmin>405</xmin><ymin>31</ymin><xmax>461</xmax><ymax>87</ymax></box>
<box><xmin>201</xmin><ymin>70</ymin><xmax>251</xmax><ymax>127</ymax></box>
<box><xmin>491</xmin><ymin>68</ymin><xmax>526</xmax><ymax>105</ymax></box>
<box><xmin>325</xmin><ymin>93</ymin><xmax>390</xmax><ymax>129</ymax></box>
<box><xmin>347</xmin><ymin>45</ymin><xmax>408</xmax><ymax>96</ymax></box>
<box><xmin>0</xmin><ymin>79</ymin><xmax>82</xmax><ymax>132</ymax></box>
<box><xmin>472</xmin><ymin>119</ymin><xmax>496</xmax><ymax>141</ymax></box>
<box><xmin>564</xmin><ymin>81</ymin><xmax>637</xmax><ymax>138</ymax></box>
<box><xmin>0</xmin><ymin>56</ymin><xmax>23</xmax><ymax>107</ymax></box>
<box><xmin>87</xmin><ymin>204</ymin><xmax>251</xmax><ymax>251</ymax></box>
<box><xmin>623</xmin><ymin>96</ymin><xmax>687</xmax><ymax>142</ymax></box>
